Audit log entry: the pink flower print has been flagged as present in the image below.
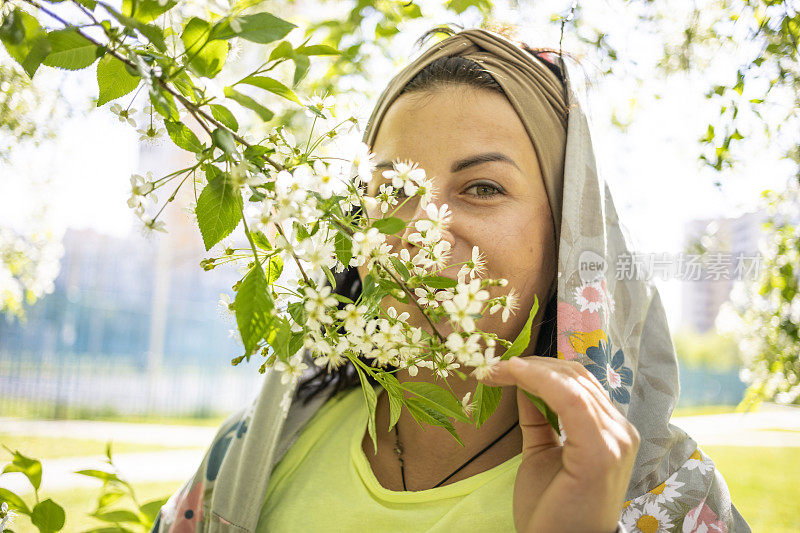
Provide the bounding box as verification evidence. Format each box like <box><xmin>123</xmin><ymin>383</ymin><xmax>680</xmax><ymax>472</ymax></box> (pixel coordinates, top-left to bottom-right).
<box><xmin>169</xmin><ymin>481</ymin><xmax>204</xmax><ymax>533</ymax></box>
<box><xmin>557</xmin><ymin>301</ymin><xmax>603</xmax><ymax>360</ymax></box>
<box><xmin>682</xmin><ymin>498</ymin><xmax>728</xmax><ymax>533</ymax></box>
<box><xmin>574</xmin><ymin>279</ymin><xmax>606</xmax><ymax>314</ymax></box>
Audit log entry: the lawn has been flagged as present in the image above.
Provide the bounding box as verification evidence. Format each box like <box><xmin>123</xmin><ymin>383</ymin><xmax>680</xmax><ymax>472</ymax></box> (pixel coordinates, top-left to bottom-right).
<box><xmin>0</xmin><ymin>396</ymin><xmax>227</xmax><ymax>427</ymax></box>
<box><xmin>0</xmin><ymin>434</ymin><xmax>202</xmax><ymax>459</ymax></box>
<box><xmin>703</xmin><ymin>445</ymin><xmax>800</xmax><ymax>533</ymax></box>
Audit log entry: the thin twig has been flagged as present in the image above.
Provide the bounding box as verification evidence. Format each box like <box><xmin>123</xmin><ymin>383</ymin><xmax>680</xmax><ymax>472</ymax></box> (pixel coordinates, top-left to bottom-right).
<box><xmin>274</xmin><ymin>223</ymin><xmax>312</xmax><ymax>286</ymax></box>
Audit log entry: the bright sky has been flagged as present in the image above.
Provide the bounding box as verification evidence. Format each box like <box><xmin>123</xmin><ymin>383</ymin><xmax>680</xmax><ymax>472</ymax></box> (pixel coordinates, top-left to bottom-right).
<box><xmin>1</xmin><ymin>0</ymin><xmax>795</xmax><ymax>330</ymax></box>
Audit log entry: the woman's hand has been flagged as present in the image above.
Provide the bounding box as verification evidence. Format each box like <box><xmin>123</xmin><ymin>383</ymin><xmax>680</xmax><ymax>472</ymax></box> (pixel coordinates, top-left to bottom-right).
<box><xmin>478</xmin><ymin>356</ymin><xmax>640</xmax><ymax>533</ymax></box>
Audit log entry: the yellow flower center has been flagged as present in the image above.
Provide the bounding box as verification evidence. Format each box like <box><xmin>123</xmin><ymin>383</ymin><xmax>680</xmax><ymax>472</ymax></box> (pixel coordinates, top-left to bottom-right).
<box><xmin>650</xmin><ymin>481</ymin><xmax>666</xmax><ymax>495</ymax></box>
<box><xmin>636</xmin><ymin>514</ymin><xmax>660</xmax><ymax>533</ymax></box>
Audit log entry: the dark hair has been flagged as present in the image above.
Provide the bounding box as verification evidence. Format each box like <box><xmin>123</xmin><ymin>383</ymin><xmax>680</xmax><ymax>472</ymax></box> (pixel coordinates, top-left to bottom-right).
<box><xmin>295</xmin><ymin>24</ymin><xmax>563</xmax><ymax>405</ymax></box>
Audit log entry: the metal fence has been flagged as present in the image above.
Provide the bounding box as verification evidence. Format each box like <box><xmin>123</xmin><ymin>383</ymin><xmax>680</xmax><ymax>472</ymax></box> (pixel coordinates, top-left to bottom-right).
<box><xmin>0</xmin><ymin>353</ymin><xmax>265</xmax><ymax>419</ymax></box>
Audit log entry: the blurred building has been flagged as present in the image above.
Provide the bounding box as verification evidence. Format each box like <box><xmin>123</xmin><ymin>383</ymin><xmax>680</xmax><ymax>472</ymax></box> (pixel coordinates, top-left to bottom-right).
<box><xmin>680</xmin><ymin>211</ymin><xmax>768</xmax><ymax>333</ymax></box>
<box><xmin>0</xmin><ymin>141</ymin><xmax>264</xmax><ymax>417</ymax></box>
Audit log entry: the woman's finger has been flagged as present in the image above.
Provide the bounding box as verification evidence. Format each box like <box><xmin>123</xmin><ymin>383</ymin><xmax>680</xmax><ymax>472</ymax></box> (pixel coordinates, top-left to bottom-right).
<box><xmin>479</xmin><ymin>357</ymin><xmax>622</xmax><ymax>449</ymax></box>
<box><xmin>486</xmin><ymin>356</ymin><xmax>632</xmax><ymax>431</ymax></box>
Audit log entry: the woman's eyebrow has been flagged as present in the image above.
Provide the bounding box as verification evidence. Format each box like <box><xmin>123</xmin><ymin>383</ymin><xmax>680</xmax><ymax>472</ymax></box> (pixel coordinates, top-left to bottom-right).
<box><xmin>374</xmin><ymin>152</ymin><xmax>521</xmax><ymax>173</ymax></box>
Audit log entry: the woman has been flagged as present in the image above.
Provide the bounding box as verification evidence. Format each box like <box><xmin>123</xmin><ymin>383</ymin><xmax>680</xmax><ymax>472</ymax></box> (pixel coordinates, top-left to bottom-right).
<box><xmin>152</xmin><ymin>27</ymin><xmax>751</xmax><ymax>532</ymax></box>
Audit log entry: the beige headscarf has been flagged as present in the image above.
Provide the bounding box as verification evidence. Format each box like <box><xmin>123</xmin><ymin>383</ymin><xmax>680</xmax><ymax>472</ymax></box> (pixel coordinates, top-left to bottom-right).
<box><xmin>360</xmin><ymin>28</ymin><xmax>567</xmax><ymax>303</ymax></box>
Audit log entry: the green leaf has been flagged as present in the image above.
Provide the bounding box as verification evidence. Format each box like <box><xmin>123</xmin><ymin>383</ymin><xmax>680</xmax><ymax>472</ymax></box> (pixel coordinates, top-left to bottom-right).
<box><xmin>74</xmin><ymin>469</ymin><xmax>125</xmax><ymax>483</ymax></box>
<box><xmin>353</xmin><ymin>363</ymin><xmax>378</xmax><ymax>454</ymax></box>
<box><xmin>268</xmin><ymin>40</ymin><xmax>294</xmax><ymax>61</ymax></box>
<box><xmin>287</xmin><ymin>300</ymin><xmax>305</xmax><ymax>325</ymax></box>
<box><xmin>2</xmin><ymin>448</ymin><xmax>42</xmax><ymax>490</ymax></box>
<box><xmin>96</xmin><ymin>55</ymin><xmax>140</xmax><ymax>106</ymax></box>
<box><xmin>181</xmin><ymin>17</ymin><xmax>228</xmax><ymax>79</ymax></box>
<box><xmin>0</xmin><ymin>8</ymin><xmax>26</xmax><ymax>46</ymax></box>
<box><xmin>472</xmin><ymin>383</ymin><xmax>502</xmax><ymax>428</ymax></box>
<box><xmin>322</xmin><ymin>264</ymin><xmax>336</xmax><ymax>289</ymax></box>
<box><xmin>42</xmin><ymin>29</ymin><xmax>98</xmax><ymax>70</ymax></box>
<box><xmin>209</xmin><ymin>104</ymin><xmax>239</xmax><ymax>132</ymax></box>
<box><xmin>122</xmin><ymin>0</ymin><xmax>177</xmax><ymax>23</ymax></box>
<box><xmin>294</xmin><ymin>44</ymin><xmax>340</xmax><ymax>56</ymax></box>
<box><xmin>195</xmin><ymin>166</ymin><xmax>243</xmax><ymax>250</ymax></box>
<box><xmin>501</xmin><ymin>294</ymin><xmax>539</xmax><ymax>359</ymax></box>
<box><xmin>402</xmin><ymin>381</ymin><xmax>470</xmax><ymax>423</ymax></box>
<box><xmin>211</xmin><ymin>127</ymin><xmax>236</xmax><ymax>154</ymax></box>
<box><xmin>374</xmin><ymin>372</ymin><xmax>404</xmax><ymax>430</ymax></box>
<box><xmin>30</xmin><ymin>499</ymin><xmax>66</xmax><ymax>532</ymax></box>
<box><xmin>265</xmin><ymin>253</ymin><xmax>283</xmax><ymax>284</ymax></box>
<box><xmin>372</xmin><ymin>216</ymin><xmax>406</xmax><ymax>235</ymax></box>
<box><xmin>0</xmin><ymin>487</ymin><xmax>31</xmax><ymax>514</ymax></box>
<box><xmin>211</xmin><ymin>12</ymin><xmax>296</xmax><ymax>44</ymax></box>
<box><xmin>386</xmin><ymin>388</ymin><xmax>403</xmax><ymax>430</ymax></box>
<box><xmin>252</xmin><ymin>230</ymin><xmax>272</xmax><ymax>250</ymax></box>
<box><xmin>21</xmin><ymin>29</ymin><xmax>50</xmax><ymax>78</ymax></box>
<box><xmin>334</xmin><ymin>231</ymin><xmax>352</xmax><ymax>267</ymax></box>
<box><xmin>90</xmin><ymin>509</ymin><xmax>141</xmax><ymax>524</ymax></box>
<box><xmin>165</xmin><ymin>120</ymin><xmax>203</xmax><ymax>153</ymax></box>
<box><xmin>522</xmin><ymin>390</ymin><xmax>561</xmax><ymax>437</ymax></box>
<box><xmin>291</xmin><ymin>54</ymin><xmax>310</xmax><ymax>87</ymax></box>
<box><xmin>139</xmin><ymin>497</ymin><xmax>169</xmax><ymax>522</ymax></box>
<box><xmin>224</xmin><ymin>87</ymin><xmax>274</xmax><ymax>121</ymax></box>
<box><xmin>446</xmin><ymin>0</ymin><xmax>493</xmax><ymax>14</ymax></box>
<box><xmin>99</xmin><ymin>2</ymin><xmax>166</xmax><ymax>51</ymax></box>
<box><xmin>149</xmin><ymin>88</ymin><xmax>179</xmax><ymax>120</ymax></box>
<box><xmin>389</xmin><ymin>256</ymin><xmax>410</xmax><ymax>280</ymax></box>
<box><xmin>405</xmin><ymin>397</ymin><xmax>464</xmax><ymax>446</ymax></box>
<box><xmin>235</xmin><ymin>265</ymin><xmax>274</xmax><ymax>354</ymax></box>
<box><xmin>96</xmin><ymin>490</ymin><xmax>124</xmax><ymax>509</ymax></box>
<box><xmin>0</xmin><ymin>8</ymin><xmax>51</xmax><ymax>77</ymax></box>
<box><xmin>239</xmin><ymin>75</ymin><xmax>301</xmax><ymax>104</ymax></box>
<box><xmin>420</xmin><ymin>275</ymin><xmax>457</xmax><ymax>289</ymax></box>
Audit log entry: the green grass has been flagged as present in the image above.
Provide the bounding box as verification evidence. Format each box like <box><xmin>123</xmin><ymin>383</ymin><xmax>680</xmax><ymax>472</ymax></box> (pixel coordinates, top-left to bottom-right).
<box><xmin>0</xmin><ymin>434</ymin><xmax>203</xmax><ymax>459</ymax></box>
<box><xmin>703</xmin><ymin>445</ymin><xmax>800</xmax><ymax>533</ymax></box>
<box><xmin>1</xmin><ymin>396</ymin><xmax>228</xmax><ymax>427</ymax></box>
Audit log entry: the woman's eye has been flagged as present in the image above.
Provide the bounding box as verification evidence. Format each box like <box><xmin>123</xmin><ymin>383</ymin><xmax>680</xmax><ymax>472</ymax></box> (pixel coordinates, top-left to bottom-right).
<box><xmin>464</xmin><ymin>182</ymin><xmax>503</xmax><ymax>198</ymax></box>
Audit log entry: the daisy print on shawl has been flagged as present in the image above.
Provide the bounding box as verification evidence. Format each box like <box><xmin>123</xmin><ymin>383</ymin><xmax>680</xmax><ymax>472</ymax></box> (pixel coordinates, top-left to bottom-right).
<box><xmin>645</xmin><ymin>472</ymin><xmax>685</xmax><ymax>506</ymax></box>
<box><xmin>684</xmin><ymin>447</ymin><xmax>714</xmax><ymax>475</ymax></box>
<box><xmin>585</xmin><ymin>339</ymin><xmax>633</xmax><ymax>404</ymax></box>
<box><xmin>620</xmin><ymin>500</ymin><xmax>676</xmax><ymax>533</ymax></box>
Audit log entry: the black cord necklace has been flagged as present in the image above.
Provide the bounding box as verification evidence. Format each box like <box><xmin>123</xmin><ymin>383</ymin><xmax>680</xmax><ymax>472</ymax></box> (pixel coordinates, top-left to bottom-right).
<box><xmin>392</xmin><ymin>418</ymin><xmax>520</xmax><ymax>491</ymax></box>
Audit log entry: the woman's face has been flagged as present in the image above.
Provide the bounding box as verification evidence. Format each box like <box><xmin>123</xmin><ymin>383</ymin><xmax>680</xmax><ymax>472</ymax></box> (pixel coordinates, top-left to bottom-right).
<box><xmin>357</xmin><ymin>85</ymin><xmax>556</xmax><ymax>351</ymax></box>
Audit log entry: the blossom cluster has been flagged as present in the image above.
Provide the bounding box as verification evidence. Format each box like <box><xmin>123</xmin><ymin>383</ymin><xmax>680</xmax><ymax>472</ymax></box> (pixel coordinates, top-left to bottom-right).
<box><xmin>117</xmin><ymin>89</ymin><xmax>523</xmax><ymax>406</ymax></box>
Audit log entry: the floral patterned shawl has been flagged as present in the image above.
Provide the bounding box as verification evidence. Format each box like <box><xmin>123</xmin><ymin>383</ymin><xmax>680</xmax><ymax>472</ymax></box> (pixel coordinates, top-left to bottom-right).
<box><xmin>151</xmin><ymin>28</ymin><xmax>750</xmax><ymax>533</ymax></box>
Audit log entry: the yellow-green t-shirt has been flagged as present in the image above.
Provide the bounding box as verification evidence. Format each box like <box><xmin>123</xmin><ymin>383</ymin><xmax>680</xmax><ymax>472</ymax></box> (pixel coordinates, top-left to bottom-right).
<box><xmin>256</xmin><ymin>385</ymin><xmax>522</xmax><ymax>532</ymax></box>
